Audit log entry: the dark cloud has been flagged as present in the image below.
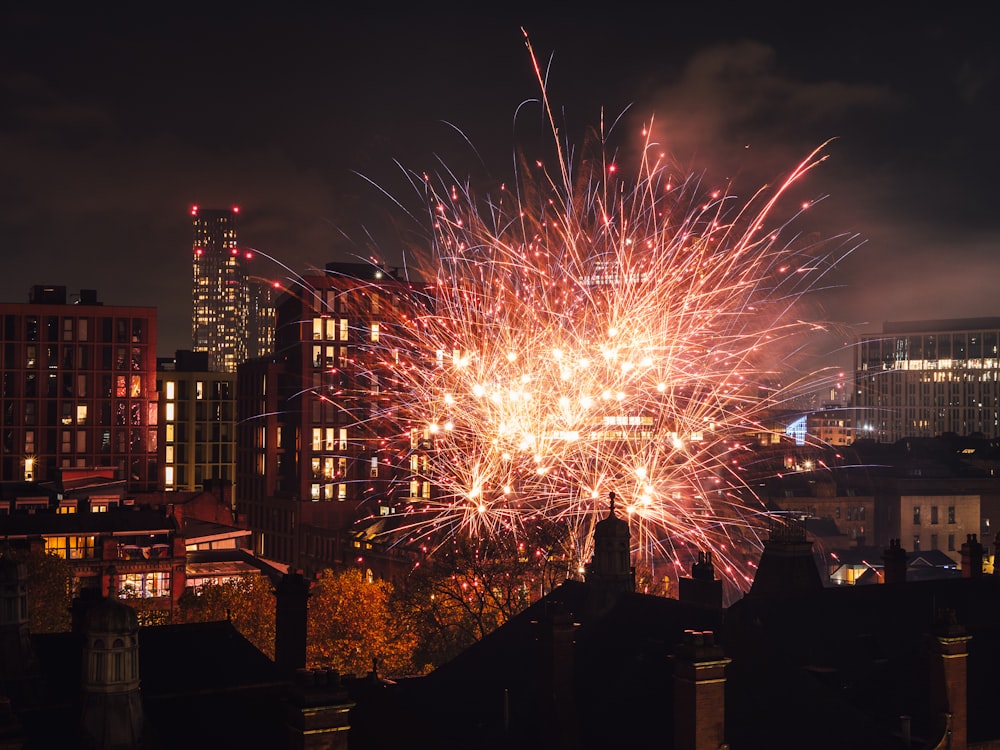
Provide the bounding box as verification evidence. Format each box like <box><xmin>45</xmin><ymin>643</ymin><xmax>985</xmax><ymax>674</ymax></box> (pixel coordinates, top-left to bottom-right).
<box><xmin>0</xmin><ymin>4</ymin><xmax>997</xmax><ymax>360</ymax></box>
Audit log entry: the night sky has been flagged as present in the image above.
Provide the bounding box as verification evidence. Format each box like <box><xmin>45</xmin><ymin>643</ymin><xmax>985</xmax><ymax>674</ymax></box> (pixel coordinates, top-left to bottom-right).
<box><xmin>2</xmin><ymin>3</ymin><xmax>997</xmax><ymax>361</ymax></box>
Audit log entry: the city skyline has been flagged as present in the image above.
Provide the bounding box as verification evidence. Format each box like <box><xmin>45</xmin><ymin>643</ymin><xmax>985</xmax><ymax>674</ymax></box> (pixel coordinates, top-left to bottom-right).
<box><xmin>2</xmin><ymin>4</ymin><xmax>998</xmax><ymax>359</ymax></box>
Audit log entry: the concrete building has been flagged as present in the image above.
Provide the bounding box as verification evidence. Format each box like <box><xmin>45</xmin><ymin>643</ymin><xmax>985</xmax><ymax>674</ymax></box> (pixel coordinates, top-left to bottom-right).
<box><xmin>157</xmin><ymin>350</ymin><xmax>237</xmax><ymax>493</ymax></box>
<box><xmin>236</xmin><ymin>263</ymin><xmax>431</xmax><ymax>574</ymax></box>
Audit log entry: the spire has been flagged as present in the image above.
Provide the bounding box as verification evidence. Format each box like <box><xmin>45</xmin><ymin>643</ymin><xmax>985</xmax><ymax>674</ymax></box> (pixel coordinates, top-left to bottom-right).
<box><xmin>585</xmin><ymin>491</ymin><xmax>635</xmax><ymax>616</ymax></box>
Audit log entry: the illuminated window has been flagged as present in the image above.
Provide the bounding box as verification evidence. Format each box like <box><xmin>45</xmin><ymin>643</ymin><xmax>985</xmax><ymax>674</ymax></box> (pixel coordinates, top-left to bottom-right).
<box><xmin>44</xmin><ymin>535</ymin><xmax>96</xmax><ymax>560</ymax></box>
<box><xmin>165</xmin><ymin>446</ymin><xmax>174</xmax><ymax>462</ymax></box>
<box><xmin>165</xmin><ymin>403</ymin><xmax>175</xmax><ymax>421</ymax></box>
<box><xmin>119</xmin><ymin>571</ymin><xmax>171</xmax><ymax>598</ymax></box>
<box><xmin>370</xmin><ymin>455</ymin><xmax>378</xmax><ymax>477</ymax></box>
<box><xmin>339</xmin><ymin>319</ymin><xmax>349</xmax><ymax>341</ymax></box>
<box><xmin>165</xmin><ymin>424</ymin><xmax>174</xmax><ymax>442</ymax></box>
<box><xmin>196</xmin><ymin>381</ymin><xmax>204</xmax><ymax>400</ymax></box>
<box><xmin>370</xmin><ymin>323</ymin><xmax>380</xmax><ymax>342</ymax></box>
<box><xmin>165</xmin><ymin>466</ymin><xmax>174</xmax><ymax>486</ymax></box>
<box><xmin>312</xmin><ymin>429</ymin><xmax>322</xmax><ymax>451</ymax></box>
<box><xmin>337</xmin><ymin>483</ymin><xmax>346</xmax><ymax>500</ymax></box>
<box><xmin>338</xmin><ymin>428</ymin><xmax>347</xmax><ymax>451</ymax></box>
<box><xmin>77</xmin><ymin>405</ymin><xmax>88</xmax><ymax>424</ymax></box>
<box><xmin>312</xmin><ymin>318</ymin><xmax>324</xmax><ymax>340</ymax></box>
<box><xmin>165</xmin><ymin>381</ymin><xmax>175</xmax><ymax>399</ymax></box>
<box><xmin>311</xmin><ymin>483</ymin><xmax>320</xmax><ymax>500</ymax></box>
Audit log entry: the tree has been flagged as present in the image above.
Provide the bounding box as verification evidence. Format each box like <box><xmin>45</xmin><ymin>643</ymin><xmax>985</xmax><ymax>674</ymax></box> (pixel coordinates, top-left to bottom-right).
<box><xmin>6</xmin><ymin>548</ymin><xmax>71</xmax><ymax>633</ymax></box>
<box><xmin>177</xmin><ymin>575</ymin><xmax>276</xmax><ymax>658</ymax></box>
<box><xmin>401</xmin><ymin>520</ymin><xmax>570</xmax><ymax>668</ymax></box>
<box><xmin>306</xmin><ymin>568</ymin><xmax>419</xmax><ymax>678</ymax></box>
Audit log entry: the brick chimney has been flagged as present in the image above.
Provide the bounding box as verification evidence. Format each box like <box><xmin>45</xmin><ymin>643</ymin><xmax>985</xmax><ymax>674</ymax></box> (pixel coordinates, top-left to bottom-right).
<box><xmin>678</xmin><ymin>550</ymin><xmax>723</xmax><ymax>609</ymax></box>
<box><xmin>928</xmin><ymin>608</ymin><xmax>971</xmax><ymax>750</ymax></box>
<box><xmin>275</xmin><ymin>572</ymin><xmax>311</xmax><ymax>674</ymax></box>
<box><xmin>882</xmin><ymin>538</ymin><xmax>907</xmax><ymax>584</ymax></box>
<box><xmin>673</xmin><ymin>630</ymin><xmax>730</xmax><ymax>750</ymax></box>
<box><xmin>961</xmin><ymin>534</ymin><xmax>984</xmax><ymax>578</ymax></box>
<box><xmin>286</xmin><ymin>668</ymin><xmax>354</xmax><ymax>750</ymax></box>
<box><xmin>534</xmin><ymin>600</ymin><xmax>579</xmax><ymax>750</ymax></box>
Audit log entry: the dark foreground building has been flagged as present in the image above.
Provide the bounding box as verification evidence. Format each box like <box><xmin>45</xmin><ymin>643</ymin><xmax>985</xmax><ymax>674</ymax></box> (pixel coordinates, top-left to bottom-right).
<box><xmin>4</xmin><ymin>502</ymin><xmax>1000</xmax><ymax>749</ymax></box>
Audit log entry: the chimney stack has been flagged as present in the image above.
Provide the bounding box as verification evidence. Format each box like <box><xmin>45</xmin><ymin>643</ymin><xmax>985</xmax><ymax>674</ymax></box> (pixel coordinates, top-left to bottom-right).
<box><xmin>882</xmin><ymin>538</ymin><xmax>907</xmax><ymax>584</ymax></box>
<box><xmin>673</xmin><ymin>630</ymin><xmax>730</xmax><ymax>750</ymax></box>
<box><xmin>275</xmin><ymin>572</ymin><xmax>311</xmax><ymax>674</ymax></box>
<box><xmin>928</xmin><ymin>608</ymin><xmax>971</xmax><ymax>750</ymax></box>
<box><xmin>961</xmin><ymin>534</ymin><xmax>984</xmax><ymax>578</ymax></box>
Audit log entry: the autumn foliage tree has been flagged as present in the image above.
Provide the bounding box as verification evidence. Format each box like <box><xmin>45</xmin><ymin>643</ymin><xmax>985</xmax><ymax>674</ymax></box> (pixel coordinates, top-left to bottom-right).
<box><xmin>306</xmin><ymin>568</ymin><xmax>419</xmax><ymax>678</ymax></box>
<box><xmin>178</xmin><ymin>575</ymin><xmax>277</xmax><ymax>658</ymax></box>
<box><xmin>401</xmin><ymin>519</ymin><xmax>569</xmax><ymax>668</ymax></box>
<box><xmin>5</xmin><ymin>548</ymin><xmax>71</xmax><ymax>633</ymax></box>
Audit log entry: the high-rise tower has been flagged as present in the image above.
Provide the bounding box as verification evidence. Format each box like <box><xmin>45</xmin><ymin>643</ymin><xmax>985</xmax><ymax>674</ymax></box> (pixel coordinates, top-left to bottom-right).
<box><xmin>191</xmin><ymin>206</ymin><xmax>251</xmax><ymax>373</ymax></box>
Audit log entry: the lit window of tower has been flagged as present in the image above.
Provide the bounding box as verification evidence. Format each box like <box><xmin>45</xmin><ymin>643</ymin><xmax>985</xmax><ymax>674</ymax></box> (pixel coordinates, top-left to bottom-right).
<box><xmin>191</xmin><ymin>205</ymin><xmax>248</xmax><ymax>373</ymax></box>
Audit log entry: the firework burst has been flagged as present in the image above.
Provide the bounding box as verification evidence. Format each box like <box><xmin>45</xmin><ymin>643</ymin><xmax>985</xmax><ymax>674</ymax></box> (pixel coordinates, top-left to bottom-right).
<box><xmin>308</xmin><ymin>38</ymin><xmax>852</xmax><ymax>600</ymax></box>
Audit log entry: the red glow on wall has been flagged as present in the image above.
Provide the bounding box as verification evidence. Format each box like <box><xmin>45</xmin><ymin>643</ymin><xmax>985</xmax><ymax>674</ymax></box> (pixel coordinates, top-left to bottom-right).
<box><xmin>190</xmin><ymin>205</ymin><xmax>199</xmax><ymax>216</ymax></box>
<box><xmin>232</xmin><ymin>206</ymin><xmax>240</xmax><ymax>213</ymax></box>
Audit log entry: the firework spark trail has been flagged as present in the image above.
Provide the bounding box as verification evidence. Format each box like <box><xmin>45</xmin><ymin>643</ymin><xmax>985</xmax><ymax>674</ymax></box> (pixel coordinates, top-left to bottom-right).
<box><xmin>248</xmin><ymin>38</ymin><xmax>857</xmax><ymax>600</ymax></box>
<box><xmin>352</xmin><ymin>39</ymin><xmax>861</xmax><ymax>599</ymax></box>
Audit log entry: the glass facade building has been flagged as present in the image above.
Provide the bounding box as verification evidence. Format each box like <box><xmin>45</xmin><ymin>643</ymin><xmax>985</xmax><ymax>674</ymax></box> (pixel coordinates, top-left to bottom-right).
<box><xmin>855</xmin><ymin>318</ymin><xmax>1000</xmax><ymax>442</ymax></box>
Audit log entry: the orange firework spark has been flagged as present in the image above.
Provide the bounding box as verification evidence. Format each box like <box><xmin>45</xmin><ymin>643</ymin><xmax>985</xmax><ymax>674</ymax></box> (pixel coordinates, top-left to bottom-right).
<box><xmin>263</xmin><ymin>36</ymin><xmax>855</xmax><ymax>603</ymax></box>
<box><xmin>361</xmin><ymin>35</ymin><xmax>858</xmax><ymax>601</ymax></box>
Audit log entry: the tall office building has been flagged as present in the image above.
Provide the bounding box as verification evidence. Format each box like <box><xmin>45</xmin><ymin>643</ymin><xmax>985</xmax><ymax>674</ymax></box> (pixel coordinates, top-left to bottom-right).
<box><xmin>236</xmin><ymin>263</ymin><xmax>431</xmax><ymax>570</ymax></box>
<box><xmin>855</xmin><ymin>318</ymin><xmax>1000</xmax><ymax>443</ymax></box>
<box><xmin>191</xmin><ymin>206</ymin><xmax>275</xmax><ymax>373</ymax></box>
<box><xmin>0</xmin><ymin>286</ymin><xmax>159</xmax><ymax>491</ymax></box>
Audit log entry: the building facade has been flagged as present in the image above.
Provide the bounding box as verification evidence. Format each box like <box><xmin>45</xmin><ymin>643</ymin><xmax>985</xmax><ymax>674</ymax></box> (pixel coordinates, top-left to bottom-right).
<box><xmin>236</xmin><ymin>263</ymin><xmax>430</xmax><ymax>572</ymax></box>
<box><xmin>855</xmin><ymin>318</ymin><xmax>1000</xmax><ymax>443</ymax></box>
<box><xmin>0</xmin><ymin>484</ymin><xmax>186</xmax><ymax>625</ymax></box>
<box><xmin>0</xmin><ymin>286</ymin><xmax>159</xmax><ymax>492</ymax></box>
<box><xmin>157</xmin><ymin>350</ymin><xmax>237</xmax><ymax>493</ymax></box>
<box><xmin>190</xmin><ymin>206</ymin><xmax>275</xmax><ymax>373</ymax></box>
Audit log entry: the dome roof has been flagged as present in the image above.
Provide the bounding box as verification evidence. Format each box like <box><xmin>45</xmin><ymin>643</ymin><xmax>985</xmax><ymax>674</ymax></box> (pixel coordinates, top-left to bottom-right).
<box><xmin>594</xmin><ymin>492</ymin><xmax>629</xmax><ymax>538</ymax></box>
